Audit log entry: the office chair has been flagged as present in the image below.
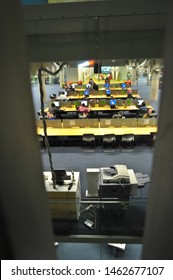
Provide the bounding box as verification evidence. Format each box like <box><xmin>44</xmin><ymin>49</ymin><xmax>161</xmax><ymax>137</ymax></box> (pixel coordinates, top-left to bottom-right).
<box><xmin>82</xmin><ymin>134</ymin><xmax>96</xmax><ymax>150</ymax></box>
<box><xmin>102</xmin><ymin>134</ymin><xmax>117</xmax><ymax>151</ymax></box>
<box><xmin>121</xmin><ymin>134</ymin><xmax>136</xmax><ymax>149</ymax></box>
<box><xmin>149</xmin><ymin>113</ymin><xmax>157</xmax><ymax>118</ymax></box>
<box><xmin>112</xmin><ymin>113</ymin><xmax>123</xmax><ymax>119</ymax></box>
<box><xmin>37</xmin><ymin>111</ymin><xmax>47</xmax><ymax>120</ymax></box>
<box><xmin>49</xmin><ymin>94</ymin><xmax>57</xmax><ymax>100</ymax></box>
<box><xmin>78</xmin><ymin>108</ymin><xmax>90</xmax><ymax>119</ymax></box>
<box><xmin>38</xmin><ymin>134</ymin><xmax>45</xmax><ymax>150</ymax></box>
<box><xmin>148</xmin><ymin>132</ymin><xmax>157</xmax><ymax>146</ymax></box>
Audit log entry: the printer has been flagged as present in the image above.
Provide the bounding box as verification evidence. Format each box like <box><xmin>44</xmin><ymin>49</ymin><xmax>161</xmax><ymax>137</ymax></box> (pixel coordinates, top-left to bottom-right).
<box><xmin>101</xmin><ymin>165</ymin><xmax>130</xmax><ymax>184</ymax></box>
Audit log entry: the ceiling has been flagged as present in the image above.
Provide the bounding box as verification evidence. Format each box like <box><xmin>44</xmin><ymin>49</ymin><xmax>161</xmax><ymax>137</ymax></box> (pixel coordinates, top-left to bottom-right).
<box><xmin>22</xmin><ymin>0</ymin><xmax>169</xmax><ymax>62</ymax></box>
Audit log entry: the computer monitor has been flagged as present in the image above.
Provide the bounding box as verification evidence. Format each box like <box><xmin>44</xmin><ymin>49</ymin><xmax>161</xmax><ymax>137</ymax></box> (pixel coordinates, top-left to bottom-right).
<box><xmin>106</xmin><ymin>89</ymin><xmax>111</xmax><ymax>96</ymax></box>
<box><xmin>105</xmin><ymin>83</ymin><xmax>110</xmax><ymax>89</ymax></box>
<box><xmin>84</xmin><ymin>89</ymin><xmax>90</xmax><ymax>97</ymax></box>
<box><xmin>54</xmin><ymin>169</ymin><xmax>71</xmax><ymax>185</ymax></box>
<box><xmin>137</xmin><ymin>99</ymin><xmax>144</xmax><ymax>106</ymax></box>
<box><xmin>81</xmin><ymin>100</ymin><xmax>88</xmax><ymax>106</ymax></box>
<box><xmin>121</xmin><ymin>83</ymin><xmax>126</xmax><ymax>89</ymax></box>
<box><xmin>53</xmin><ymin>101</ymin><xmax>60</xmax><ymax>107</ymax></box>
<box><xmin>110</xmin><ymin>99</ymin><xmax>117</xmax><ymax>108</ymax></box>
<box><xmin>49</xmin><ymin>93</ymin><xmax>57</xmax><ymax>99</ymax></box>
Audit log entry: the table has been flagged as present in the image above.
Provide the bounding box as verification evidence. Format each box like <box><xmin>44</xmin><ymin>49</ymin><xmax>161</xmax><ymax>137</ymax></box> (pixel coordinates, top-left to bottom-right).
<box><xmin>43</xmin><ymin>171</ymin><xmax>81</xmax><ymax>220</ymax></box>
<box><xmin>60</xmin><ymin>105</ymin><xmax>139</xmax><ymax>114</ymax></box>
<box><xmin>66</xmin><ymin>93</ymin><xmax>140</xmax><ymax>100</ymax></box>
<box><xmin>37</xmin><ymin>126</ymin><xmax>157</xmax><ymax>137</ymax></box>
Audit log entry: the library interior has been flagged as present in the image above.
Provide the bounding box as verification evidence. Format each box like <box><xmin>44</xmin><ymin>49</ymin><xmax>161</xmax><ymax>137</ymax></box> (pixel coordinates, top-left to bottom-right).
<box><xmin>1</xmin><ymin>0</ymin><xmax>173</xmax><ymax>260</ymax></box>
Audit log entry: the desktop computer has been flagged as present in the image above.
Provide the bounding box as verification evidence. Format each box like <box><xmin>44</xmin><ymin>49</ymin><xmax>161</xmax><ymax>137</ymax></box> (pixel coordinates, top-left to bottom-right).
<box><xmin>105</xmin><ymin>83</ymin><xmax>110</xmax><ymax>89</ymax></box>
<box><xmin>53</xmin><ymin>101</ymin><xmax>60</xmax><ymax>108</ymax></box>
<box><xmin>106</xmin><ymin>88</ymin><xmax>111</xmax><ymax>96</ymax></box>
<box><xmin>54</xmin><ymin>169</ymin><xmax>71</xmax><ymax>185</ymax></box>
<box><xmin>84</xmin><ymin>89</ymin><xmax>90</xmax><ymax>97</ymax></box>
<box><xmin>80</xmin><ymin>100</ymin><xmax>88</xmax><ymax>106</ymax></box>
<box><xmin>110</xmin><ymin>99</ymin><xmax>117</xmax><ymax>108</ymax></box>
<box><xmin>121</xmin><ymin>83</ymin><xmax>126</xmax><ymax>89</ymax></box>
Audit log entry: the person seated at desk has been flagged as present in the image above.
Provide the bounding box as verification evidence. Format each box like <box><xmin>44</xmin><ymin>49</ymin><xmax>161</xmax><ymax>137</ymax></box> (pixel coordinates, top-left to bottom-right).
<box><xmin>104</xmin><ymin>78</ymin><xmax>110</xmax><ymax>87</ymax></box>
<box><xmin>137</xmin><ymin>101</ymin><xmax>148</xmax><ymax>117</ymax></box>
<box><xmin>86</xmin><ymin>78</ymin><xmax>94</xmax><ymax>90</ymax></box>
<box><xmin>143</xmin><ymin>108</ymin><xmax>153</xmax><ymax>118</ymax></box>
<box><xmin>93</xmin><ymin>82</ymin><xmax>99</xmax><ymax>91</ymax></box>
<box><xmin>64</xmin><ymin>82</ymin><xmax>75</xmax><ymax>92</ymax></box>
<box><xmin>86</xmin><ymin>79</ymin><xmax>98</xmax><ymax>91</ymax></box>
<box><xmin>89</xmin><ymin>78</ymin><xmax>94</xmax><ymax>85</ymax></box>
<box><xmin>127</xmin><ymin>88</ymin><xmax>133</xmax><ymax>99</ymax></box>
<box><xmin>77</xmin><ymin>103</ymin><xmax>90</xmax><ymax>118</ymax></box>
<box><xmin>49</xmin><ymin>93</ymin><xmax>57</xmax><ymax>100</ymax></box>
<box><xmin>56</xmin><ymin>92</ymin><xmax>69</xmax><ymax>101</ymax></box>
<box><xmin>47</xmin><ymin>103</ymin><xmax>62</xmax><ymax>119</ymax></box>
<box><xmin>126</xmin><ymin>79</ymin><xmax>132</xmax><ymax>86</ymax></box>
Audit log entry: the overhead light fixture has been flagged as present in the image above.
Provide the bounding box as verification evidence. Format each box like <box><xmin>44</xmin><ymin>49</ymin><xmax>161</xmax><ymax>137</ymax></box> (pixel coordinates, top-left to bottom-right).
<box><xmin>78</xmin><ymin>60</ymin><xmax>94</xmax><ymax>68</ymax></box>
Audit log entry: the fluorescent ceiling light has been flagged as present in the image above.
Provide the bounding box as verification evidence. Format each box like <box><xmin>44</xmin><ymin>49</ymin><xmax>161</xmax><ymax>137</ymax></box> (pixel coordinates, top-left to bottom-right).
<box><xmin>78</xmin><ymin>60</ymin><xmax>94</xmax><ymax>68</ymax></box>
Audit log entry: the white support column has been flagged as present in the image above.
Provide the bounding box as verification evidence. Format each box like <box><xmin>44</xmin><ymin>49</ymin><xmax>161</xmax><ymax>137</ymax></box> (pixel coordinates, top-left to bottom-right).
<box><xmin>0</xmin><ymin>0</ymin><xmax>55</xmax><ymax>259</ymax></box>
<box><xmin>150</xmin><ymin>70</ymin><xmax>160</xmax><ymax>101</ymax></box>
<box><xmin>115</xmin><ymin>66</ymin><xmax>119</xmax><ymax>80</ymax></box>
<box><xmin>131</xmin><ymin>60</ymin><xmax>139</xmax><ymax>86</ymax></box>
<box><xmin>149</xmin><ymin>59</ymin><xmax>162</xmax><ymax>101</ymax></box>
<box><xmin>78</xmin><ymin>67</ymin><xmax>83</xmax><ymax>82</ymax></box>
<box><xmin>146</xmin><ymin>69</ymin><xmax>151</xmax><ymax>85</ymax></box>
<box><xmin>142</xmin><ymin>1</ymin><xmax>173</xmax><ymax>260</ymax></box>
<box><xmin>64</xmin><ymin>65</ymin><xmax>68</xmax><ymax>83</ymax></box>
<box><xmin>59</xmin><ymin>68</ymin><xmax>64</xmax><ymax>86</ymax></box>
<box><xmin>41</xmin><ymin>73</ymin><xmax>47</xmax><ymax>102</ymax></box>
<box><xmin>119</xmin><ymin>66</ymin><xmax>128</xmax><ymax>80</ymax></box>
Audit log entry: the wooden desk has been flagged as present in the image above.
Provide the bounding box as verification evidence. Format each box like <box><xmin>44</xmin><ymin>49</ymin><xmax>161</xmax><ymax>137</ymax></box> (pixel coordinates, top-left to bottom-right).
<box><xmin>75</xmin><ymin>87</ymin><xmax>134</xmax><ymax>92</ymax></box>
<box><xmin>66</xmin><ymin>94</ymin><xmax>140</xmax><ymax>100</ymax></box>
<box><xmin>61</xmin><ymin>105</ymin><xmax>139</xmax><ymax>113</ymax></box>
<box><xmin>44</xmin><ymin>171</ymin><xmax>81</xmax><ymax>220</ymax></box>
<box><xmin>37</xmin><ymin>126</ymin><xmax>157</xmax><ymax>137</ymax></box>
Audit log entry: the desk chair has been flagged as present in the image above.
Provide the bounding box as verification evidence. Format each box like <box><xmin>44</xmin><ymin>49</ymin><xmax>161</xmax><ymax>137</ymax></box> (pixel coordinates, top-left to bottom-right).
<box><xmin>148</xmin><ymin>132</ymin><xmax>157</xmax><ymax>146</ymax></box>
<box><xmin>102</xmin><ymin>134</ymin><xmax>117</xmax><ymax>151</ymax></box>
<box><xmin>82</xmin><ymin>134</ymin><xmax>96</xmax><ymax>150</ymax></box>
<box><xmin>38</xmin><ymin>134</ymin><xmax>45</xmax><ymax>150</ymax></box>
<box><xmin>37</xmin><ymin>111</ymin><xmax>47</xmax><ymax>120</ymax></box>
<box><xmin>150</xmin><ymin>113</ymin><xmax>157</xmax><ymax>118</ymax></box>
<box><xmin>49</xmin><ymin>94</ymin><xmax>57</xmax><ymax>100</ymax></box>
<box><xmin>112</xmin><ymin>113</ymin><xmax>123</xmax><ymax>119</ymax></box>
<box><xmin>78</xmin><ymin>112</ymin><xmax>88</xmax><ymax>119</ymax></box>
<box><xmin>121</xmin><ymin>134</ymin><xmax>136</xmax><ymax>149</ymax></box>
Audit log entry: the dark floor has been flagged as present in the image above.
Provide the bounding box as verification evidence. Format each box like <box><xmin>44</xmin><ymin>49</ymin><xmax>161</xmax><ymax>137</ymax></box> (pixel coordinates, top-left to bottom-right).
<box><xmin>41</xmin><ymin>144</ymin><xmax>153</xmax><ymax>259</ymax></box>
<box><xmin>32</xmin><ymin>76</ymin><xmax>160</xmax><ymax>259</ymax></box>
<box><xmin>56</xmin><ymin>243</ymin><xmax>143</xmax><ymax>260</ymax></box>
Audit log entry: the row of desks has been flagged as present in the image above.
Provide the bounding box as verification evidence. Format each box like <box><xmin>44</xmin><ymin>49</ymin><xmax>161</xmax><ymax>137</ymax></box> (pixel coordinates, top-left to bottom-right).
<box><xmin>74</xmin><ymin>87</ymin><xmax>135</xmax><ymax>92</ymax></box>
<box><xmin>37</xmin><ymin>126</ymin><xmax>157</xmax><ymax>137</ymax></box>
<box><xmin>57</xmin><ymin>105</ymin><xmax>141</xmax><ymax>113</ymax></box>
<box><xmin>66</xmin><ymin>94</ymin><xmax>140</xmax><ymax>100</ymax></box>
<box><xmin>65</xmin><ymin>92</ymin><xmax>139</xmax><ymax>100</ymax></box>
